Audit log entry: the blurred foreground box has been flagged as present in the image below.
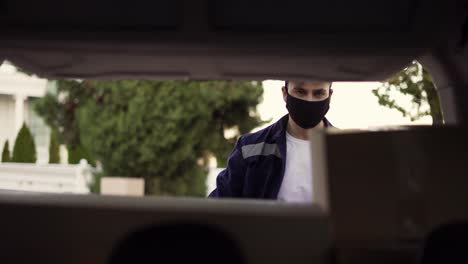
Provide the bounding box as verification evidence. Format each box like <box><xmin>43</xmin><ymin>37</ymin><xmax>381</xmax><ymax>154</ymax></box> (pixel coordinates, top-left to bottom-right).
<box><xmin>100</xmin><ymin>177</ymin><xmax>145</xmax><ymax>196</ymax></box>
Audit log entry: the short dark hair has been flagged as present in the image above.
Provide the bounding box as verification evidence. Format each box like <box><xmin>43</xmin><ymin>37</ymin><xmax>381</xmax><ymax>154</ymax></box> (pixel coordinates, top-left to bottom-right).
<box><xmin>285</xmin><ymin>80</ymin><xmax>332</xmax><ymax>91</ymax></box>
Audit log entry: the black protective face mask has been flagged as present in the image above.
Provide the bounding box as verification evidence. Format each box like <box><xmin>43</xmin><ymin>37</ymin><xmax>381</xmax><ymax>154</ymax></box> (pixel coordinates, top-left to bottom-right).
<box><xmin>286</xmin><ymin>91</ymin><xmax>330</xmax><ymax>129</ymax></box>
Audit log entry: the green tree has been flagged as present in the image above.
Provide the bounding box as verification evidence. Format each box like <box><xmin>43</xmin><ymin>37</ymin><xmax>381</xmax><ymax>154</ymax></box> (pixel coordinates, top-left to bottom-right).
<box><xmin>373</xmin><ymin>61</ymin><xmax>443</xmax><ymax>124</ymax></box>
<box><xmin>1</xmin><ymin>140</ymin><xmax>11</xmax><ymax>162</ymax></box>
<box><xmin>12</xmin><ymin>123</ymin><xmax>37</xmax><ymax>163</ymax></box>
<box><xmin>67</xmin><ymin>144</ymin><xmax>94</xmax><ymax>165</ymax></box>
<box><xmin>48</xmin><ymin>130</ymin><xmax>60</xmax><ymax>163</ymax></box>
<box><xmin>34</xmin><ymin>80</ymin><xmax>265</xmax><ymax>196</ymax></box>
<box><xmin>34</xmin><ymin>80</ymin><xmax>96</xmax><ymax>165</ymax></box>
<box><xmin>34</xmin><ymin>80</ymin><xmax>93</xmax><ymax>146</ymax></box>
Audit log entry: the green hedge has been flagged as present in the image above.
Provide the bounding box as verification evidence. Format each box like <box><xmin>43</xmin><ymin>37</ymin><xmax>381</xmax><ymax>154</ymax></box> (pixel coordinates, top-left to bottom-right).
<box><xmin>12</xmin><ymin>123</ymin><xmax>37</xmax><ymax>163</ymax></box>
<box><xmin>49</xmin><ymin>130</ymin><xmax>60</xmax><ymax>163</ymax></box>
<box><xmin>1</xmin><ymin>140</ymin><xmax>10</xmax><ymax>162</ymax></box>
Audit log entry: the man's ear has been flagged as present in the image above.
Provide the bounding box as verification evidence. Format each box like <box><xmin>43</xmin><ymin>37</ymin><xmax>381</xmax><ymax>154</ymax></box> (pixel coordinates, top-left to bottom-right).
<box><xmin>282</xmin><ymin>86</ymin><xmax>287</xmax><ymax>103</ymax></box>
<box><xmin>330</xmin><ymin>88</ymin><xmax>334</xmax><ymax>97</ymax></box>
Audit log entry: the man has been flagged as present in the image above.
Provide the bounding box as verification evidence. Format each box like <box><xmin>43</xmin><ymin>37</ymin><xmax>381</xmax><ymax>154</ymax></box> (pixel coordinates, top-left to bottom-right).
<box><xmin>209</xmin><ymin>81</ymin><xmax>333</xmax><ymax>202</ymax></box>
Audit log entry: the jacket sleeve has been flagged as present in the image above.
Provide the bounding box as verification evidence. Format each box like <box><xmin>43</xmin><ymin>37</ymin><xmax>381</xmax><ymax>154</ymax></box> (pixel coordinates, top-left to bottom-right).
<box><xmin>208</xmin><ymin>137</ymin><xmax>246</xmax><ymax>198</ymax></box>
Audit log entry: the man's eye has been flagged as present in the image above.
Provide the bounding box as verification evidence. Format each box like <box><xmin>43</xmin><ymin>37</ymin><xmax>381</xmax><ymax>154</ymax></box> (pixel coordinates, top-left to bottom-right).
<box><xmin>297</xmin><ymin>89</ymin><xmax>306</xmax><ymax>94</ymax></box>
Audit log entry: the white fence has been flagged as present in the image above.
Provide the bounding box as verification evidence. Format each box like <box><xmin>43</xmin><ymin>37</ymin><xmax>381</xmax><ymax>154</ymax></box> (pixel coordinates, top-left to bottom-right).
<box><xmin>0</xmin><ymin>160</ymin><xmax>93</xmax><ymax>194</ymax></box>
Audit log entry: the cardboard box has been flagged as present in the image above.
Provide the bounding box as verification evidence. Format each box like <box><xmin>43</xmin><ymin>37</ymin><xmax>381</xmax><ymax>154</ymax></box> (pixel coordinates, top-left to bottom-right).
<box><xmin>100</xmin><ymin>177</ymin><xmax>145</xmax><ymax>196</ymax></box>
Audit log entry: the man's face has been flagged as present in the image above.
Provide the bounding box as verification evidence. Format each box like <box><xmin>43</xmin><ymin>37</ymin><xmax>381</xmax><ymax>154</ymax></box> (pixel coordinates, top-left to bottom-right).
<box><xmin>282</xmin><ymin>81</ymin><xmax>333</xmax><ymax>103</ymax></box>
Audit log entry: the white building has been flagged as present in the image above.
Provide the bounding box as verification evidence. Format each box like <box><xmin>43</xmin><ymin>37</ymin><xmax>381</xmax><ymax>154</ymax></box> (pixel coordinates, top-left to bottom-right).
<box><xmin>0</xmin><ymin>62</ymin><xmax>51</xmax><ymax>163</ymax></box>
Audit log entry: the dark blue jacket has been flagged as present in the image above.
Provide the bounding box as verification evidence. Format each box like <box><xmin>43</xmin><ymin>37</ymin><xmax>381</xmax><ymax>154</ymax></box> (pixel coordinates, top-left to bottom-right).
<box><xmin>209</xmin><ymin>115</ymin><xmax>332</xmax><ymax>199</ymax></box>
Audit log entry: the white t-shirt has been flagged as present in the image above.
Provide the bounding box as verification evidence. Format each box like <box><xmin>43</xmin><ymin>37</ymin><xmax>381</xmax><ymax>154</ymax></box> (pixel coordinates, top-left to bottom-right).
<box><xmin>277</xmin><ymin>132</ymin><xmax>313</xmax><ymax>203</ymax></box>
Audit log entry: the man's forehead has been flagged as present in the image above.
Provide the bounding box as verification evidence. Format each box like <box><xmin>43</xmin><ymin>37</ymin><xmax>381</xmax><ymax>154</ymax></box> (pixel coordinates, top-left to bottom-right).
<box><xmin>289</xmin><ymin>81</ymin><xmax>331</xmax><ymax>89</ymax></box>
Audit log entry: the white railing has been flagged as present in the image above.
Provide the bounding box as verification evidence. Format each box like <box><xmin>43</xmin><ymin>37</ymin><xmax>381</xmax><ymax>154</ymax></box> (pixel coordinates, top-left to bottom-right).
<box><xmin>0</xmin><ymin>160</ymin><xmax>93</xmax><ymax>194</ymax></box>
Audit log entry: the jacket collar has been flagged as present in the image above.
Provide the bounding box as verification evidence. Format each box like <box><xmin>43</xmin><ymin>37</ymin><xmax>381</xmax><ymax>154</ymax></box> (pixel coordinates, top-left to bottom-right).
<box><xmin>272</xmin><ymin>114</ymin><xmax>290</xmax><ymax>142</ymax></box>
